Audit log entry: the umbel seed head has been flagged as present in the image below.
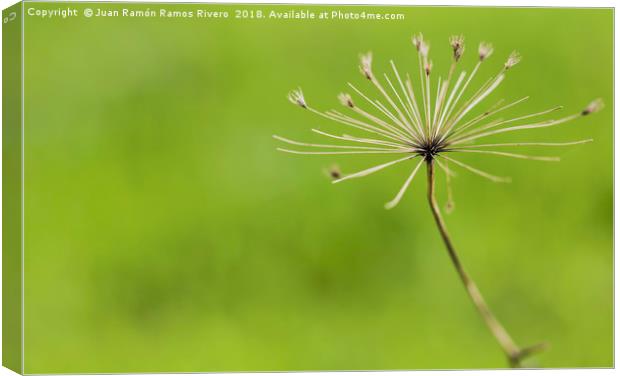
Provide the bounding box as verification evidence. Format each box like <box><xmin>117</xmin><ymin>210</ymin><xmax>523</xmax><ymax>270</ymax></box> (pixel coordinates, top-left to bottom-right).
<box><xmin>449</xmin><ymin>35</ymin><xmax>465</xmax><ymax>62</ymax></box>
<box><xmin>276</xmin><ymin>33</ymin><xmax>602</xmax><ymax>209</ymax></box>
<box><xmin>478</xmin><ymin>42</ymin><xmax>494</xmax><ymax>61</ymax></box>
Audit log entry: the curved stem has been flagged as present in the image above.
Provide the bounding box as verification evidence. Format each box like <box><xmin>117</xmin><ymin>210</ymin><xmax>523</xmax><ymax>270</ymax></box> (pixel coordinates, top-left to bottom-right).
<box><xmin>425</xmin><ymin>158</ymin><xmax>546</xmax><ymax>368</ymax></box>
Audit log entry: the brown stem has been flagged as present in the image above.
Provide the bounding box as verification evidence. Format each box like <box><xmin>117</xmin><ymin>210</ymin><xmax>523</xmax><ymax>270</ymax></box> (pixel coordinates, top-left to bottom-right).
<box><xmin>425</xmin><ymin>158</ymin><xmax>546</xmax><ymax>368</ymax></box>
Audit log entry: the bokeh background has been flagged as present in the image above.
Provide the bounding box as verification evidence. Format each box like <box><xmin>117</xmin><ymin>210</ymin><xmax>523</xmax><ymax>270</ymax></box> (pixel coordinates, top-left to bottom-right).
<box><xmin>22</xmin><ymin>4</ymin><xmax>612</xmax><ymax>372</ymax></box>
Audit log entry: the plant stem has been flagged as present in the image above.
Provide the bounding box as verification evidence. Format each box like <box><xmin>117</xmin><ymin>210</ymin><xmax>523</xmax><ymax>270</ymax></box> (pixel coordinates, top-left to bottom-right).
<box><xmin>425</xmin><ymin>158</ymin><xmax>545</xmax><ymax>368</ymax></box>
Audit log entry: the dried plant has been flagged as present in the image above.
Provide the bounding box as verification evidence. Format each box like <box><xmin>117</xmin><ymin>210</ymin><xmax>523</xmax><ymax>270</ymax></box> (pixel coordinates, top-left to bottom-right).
<box><xmin>274</xmin><ymin>33</ymin><xmax>602</xmax><ymax>367</ymax></box>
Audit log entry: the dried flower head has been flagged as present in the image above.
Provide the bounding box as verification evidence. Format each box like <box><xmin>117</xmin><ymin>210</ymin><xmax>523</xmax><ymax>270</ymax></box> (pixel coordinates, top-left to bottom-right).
<box><xmin>412</xmin><ymin>33</ymin><xmax>423</xmax><ymax>51</ymax></box>
<box><xmin>425</xmin><ymin>60</ymin><xmax>433</xmax><ymax>76</ymax></box>
<box><xmin>582</xmin><ymin>98</ymin><xmax>604</xmax><ymax>115</ymax></box>
<box><xmin>287</xmin><ymin>88</ymin><xmax>306</xmax><ymax>108</ymax></box>
<box><xmin>504</xmin><ymin>50</ymin><xmax>521</xmax><ymax>70</ymax></box>
<box><xmin>478</xmin><ymin>42</ymin><xmax>494</xmax><ymax>61</ymax></box>
<box><xmin>449</xmin><ymin>35</ymin><xmax>465</xmax><ymax>62</ymax></box>
<box><xmin>359</xmin><ymin>52</ymin><xmax>373</xmax><ymax>79</ymax></box>
<box><xmin>323</xmin><ymin>164</ymin><xmax>342</xmax><ymax>180</ymax></box>
<box><xmin>275</xmin><ymin>34</ymin><xmax>601</xmax><ymax>210</ymax></box>
<box><xmin>276</xmin><ymin>34</ymin><xmax>605</xmax><ymax>367</ymax></box>
<box><xmin>338</xmin><ymin>92</ymin><xmax>355</xmax><ymax>108</ymax></box>
<box><xmin>412</xmin><ymin>33</ymin><xmax>429</xmax><ymax>58</ymax></box>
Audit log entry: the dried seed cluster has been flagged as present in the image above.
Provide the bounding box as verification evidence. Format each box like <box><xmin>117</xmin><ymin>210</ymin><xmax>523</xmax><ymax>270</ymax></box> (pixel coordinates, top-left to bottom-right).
<box><xmin>276</xmin><ymin>34</ymin><xmax>603</xmax><ymax>209</ymax></box>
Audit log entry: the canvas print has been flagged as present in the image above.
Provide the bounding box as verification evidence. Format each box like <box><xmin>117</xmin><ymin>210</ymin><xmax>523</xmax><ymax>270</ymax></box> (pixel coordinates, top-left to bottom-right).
<box><xmin>2</xmin><ymin>2</ymin><xmax>613</xmax><ymax>373</ymax></box>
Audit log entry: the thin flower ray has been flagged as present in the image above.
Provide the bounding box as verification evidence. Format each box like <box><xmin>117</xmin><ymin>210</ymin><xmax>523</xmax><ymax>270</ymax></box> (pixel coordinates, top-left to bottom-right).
<box><xmin>435</xmin><ymin>158</ymin><xmax>457</xmax><ymax>177</ymax></box>
<box><xmin>372</xmin><ymin>99</ymin><xmax>420</xmax><ymax>141</ymax></box>
<box><xmin>449</xmin><ymin>96</ymin><xmax>529</xmax><ymax>137</ymax></box>
<box><xmin>451</xmin><ymin>139</ymin><xmax>593</xmax><ymax>148</ymax></box>
<box><xmin>311</xmin><ymin>129</ymin><xmax>408</xmax><ymax>148</ymax></box>
<box><xmin>272</xmin><ymin>135</ymin><xmax>410</xmax><ymax>151</ymax></box>
<box><xmin>335</xmin><ymin>93</ymin><xmax>414</xmax><ymax>140</ymax></box>
<box><xmin>443</xmin><ymin>66</ymin><xmax>497</xmax><ymax>131</ymax></box>
<box><xmin>277</xmin><ymin>148</ymin><xmax>413</xmax><ymax>156</ymax></box>
<box><xmin>440</xmin><ymin>73</ymin><xmax>506</xmax><ymax>140</ymax></box>
<box><xmin>405</xmin><ymin>74</ymin><xmax>425</xmax><ymax>130</ymax></box>
<box><xmin>456</xmin><ymin>105</ymin><xmax>564</xmax><ymax>139</ymax></box>
<box><xmin>445</xmin><ymin>61</ymin><xmax>480</xmax><ymax>121</ymax></box>
<box><xmin>453</xmin><ymin>98</ymin><xmax>603</xmax><ymax>145</ymax></box>
<box><xmin>391</xmin><ymin>61</ymin><xmax>426</xmax><ymax>135</ymax></box>
<box><xmin>326</xmin><ymin>109</ymin><xmax>413</xmax><ymax>143</ymax></box>
<box><xmin>366</xmin><ymin>67</ymin><xmax>419</xmax><ymax>137</ymax></box>
<box><xmin>436</xmin><ymin>71</ymin><xmax>467</xmax><ymax>131</ymax></box>
<box><xmin>451</xmin><ymin>113</ymin><xmax>582</xmax><ymax>145</ymax></box>
<box><xmin>332</xmin><ymin>155</ymin><xmax>418</xmax><ymax>184</ymax></box>
<box><xmin>440</xmin><ymin>155</ymin><xmax>511</xmax><ymax>183</ymax></box>
<box><xmin>383</xmin><ymin>72</ymin><xmax>422</xmax><ymax>137</ymax></box>
<box><xmin>346</xmin><ymin>83</ymin><xmax>418</xmax><ymax>141</ymax></box>
<box><xmin>447</xmin><ymin>149</ymin><xmax>561</xmax><ymax>162</ymax></box>
<box><xmin>317</xmin><ymin>106</ymin><xmax>412</xmax><ymax>143</ymax></box>
<box><xmin>385</xmin><ymin>158</ymin><xmax>425</xmax><ymax>209</ymax></box>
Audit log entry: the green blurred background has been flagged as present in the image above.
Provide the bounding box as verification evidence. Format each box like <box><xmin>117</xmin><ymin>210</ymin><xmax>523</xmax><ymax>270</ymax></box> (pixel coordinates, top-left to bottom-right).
<box><xmin>22</xmin><ymin>4</ymin><xmax>612</xmax><ymax>372</ymax></box>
